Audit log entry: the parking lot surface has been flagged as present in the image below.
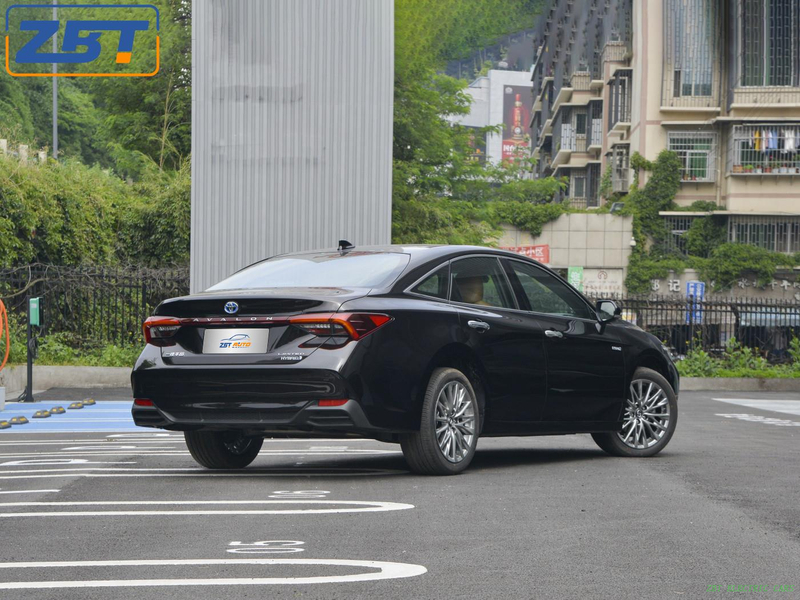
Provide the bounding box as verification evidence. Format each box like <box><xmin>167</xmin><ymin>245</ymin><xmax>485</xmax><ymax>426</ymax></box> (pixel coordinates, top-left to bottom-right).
<box><xmin>0</xmin><ymin>390</ymin><xmax>798</xmax><ymax>599</ymax></box>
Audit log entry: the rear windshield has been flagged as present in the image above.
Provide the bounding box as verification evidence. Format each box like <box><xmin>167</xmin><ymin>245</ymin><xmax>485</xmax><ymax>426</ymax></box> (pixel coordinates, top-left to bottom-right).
<box><xmin>207</xmin><ymin>252</ymin><xmax>410</xmax><ymax>290</ymax></box>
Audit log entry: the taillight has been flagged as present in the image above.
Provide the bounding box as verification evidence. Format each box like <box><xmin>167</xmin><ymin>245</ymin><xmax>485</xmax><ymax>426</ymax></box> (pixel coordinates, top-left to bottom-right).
<box><xmin>134</xmin><ymin>398</ymin><xmax>154</xmax><ymax>407</ymax></box>
<box><xmin>289</xmin><ymin>313</ymin><xmax>392</xmax><ymax>346</ymax></box>
<box><xmin>142</xmin><ymin>317</ymin><xmax>181</xmax><ymax>346</ymax></box>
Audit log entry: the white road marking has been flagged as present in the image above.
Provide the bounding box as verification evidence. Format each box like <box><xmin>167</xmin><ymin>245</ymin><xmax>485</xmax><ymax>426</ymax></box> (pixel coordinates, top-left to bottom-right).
<box><xmin>716</xmin><ymin>413</ymin><xmax>800</xmax><ymax>427</ymax></box>
<box><xmin>0</xmin><ymin>459</ymin><xmax>132</xmax><ymax>466</ymax></box>
<box><xmin>713</xmin><ymin>398</ymin><xmax>800</xmax><ymax>416</ymax></box>
<box><xmin>60</xmin><ymin>446</ymin><xmax>177</xmax><ymax>451</ymax></box>
<box><xmin>0</xmin><ymin>558</ymin><xmax>427</xmax><ymax>589</ymax></box>
<box><xmin>0</xmin><ymin>440</ymin><xmax>182</xmax><ymax>446</ymax></box>
<box><xmin>0</xmin><ymin>499</ymin><xmax>415</xmax><ymax>517</ymax></box>
<box><xmin>228</xmin><ymin>541</ymin><xmax>305</xmax><ymax>554</ymax></box>
<box><xmin>0</xmin><ymin>466</ymin><xmax>405</xmax><ymax>480</ymax></box>
<box><xmin>0</xmin><ymin>449</ymin><xmax>400</xmax><ymax>459</ymax></box>
<box><xmin>0</xmin><ymin>490</ymin><xmax>60</xmax><ymax>495</ymax></box>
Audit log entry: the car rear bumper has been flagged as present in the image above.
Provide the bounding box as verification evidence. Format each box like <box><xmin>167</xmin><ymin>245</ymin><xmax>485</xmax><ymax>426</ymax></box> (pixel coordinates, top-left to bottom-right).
<box><xmin>131</xmin><ymin>364</ymin><xmax>389</xmax><ymax>436</ymax></box>
<box><xmin>132</xmin><ymin>396</ymin><xmax>379</xmax><ymax>436</ymax></box>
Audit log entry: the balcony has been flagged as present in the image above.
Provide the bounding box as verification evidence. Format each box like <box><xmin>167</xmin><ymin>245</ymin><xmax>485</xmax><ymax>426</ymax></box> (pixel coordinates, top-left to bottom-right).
<box><xmin>731</xmin><ymin>87</ymin><xmax>800</xmax><ymax>109</ymax></box>
<box><xmin>728</xmin><ymin>124</ymin><xmax>800</xmax><ymax>176</ymax></box>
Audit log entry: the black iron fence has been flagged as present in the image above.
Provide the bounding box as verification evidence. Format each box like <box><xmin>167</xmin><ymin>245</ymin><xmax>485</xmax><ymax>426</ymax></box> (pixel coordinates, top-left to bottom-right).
<box><xmin>0</xmin><ymin>268</ymin><xmax>797</xmax><ymax>361</ymax></box>
<box><xmin>0</xmin><ymin>264</ymin><xmax>190</xmax><ymax>347</ymax></box>
<box><xmin>594</xmin><ymin>295</ymin><xmax>800</xmax><ymax>363</ymax></box>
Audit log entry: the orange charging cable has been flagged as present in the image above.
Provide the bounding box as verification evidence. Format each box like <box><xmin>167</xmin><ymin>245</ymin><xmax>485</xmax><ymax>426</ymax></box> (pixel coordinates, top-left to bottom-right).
<box><xmin>0</xmin><ymin>300</ymin><xmax>9</xmax><ymax>372</ymax></box>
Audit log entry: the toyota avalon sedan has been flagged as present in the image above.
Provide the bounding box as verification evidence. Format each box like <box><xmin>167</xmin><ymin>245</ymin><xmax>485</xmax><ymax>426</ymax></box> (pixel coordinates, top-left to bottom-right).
<box><xmin>131</xmin><ymin>244</ymin><xmax>679</xmax><ymax>475</ymax></box>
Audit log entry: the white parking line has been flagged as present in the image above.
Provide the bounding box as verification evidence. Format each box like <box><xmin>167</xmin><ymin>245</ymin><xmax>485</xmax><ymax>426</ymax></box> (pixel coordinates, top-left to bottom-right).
<box><xmin>0</xmin><ymin>558</ymin><xmax>427</xmax><ymax>588</ymax></box>
<box><xmin>0</xmin><ymin>449</ymin><xmax>401</xmax><ymax>459</ymax></box>
<box><xmin>0</xmin><ymin>468</ymin><xmax>405</xmax><ymax>480</ymax></box>
<box><xmin>0</xmin><ymin>499</ymin><xmax>415</xmax><ymax>517</ymax></box>
<box><xmin>713</xmin><ymin>398</ymin><xmax>800</xmax><ymax>416</ymax></box>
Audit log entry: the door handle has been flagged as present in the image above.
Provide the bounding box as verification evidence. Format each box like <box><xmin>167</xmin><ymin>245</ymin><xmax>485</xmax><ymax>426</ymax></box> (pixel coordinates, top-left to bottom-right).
<box><xmin>544</xmin><ymin>329</ymin><xmax>564</xmax><ymax>339</ymax></box>
<box><xmin>467</xmin><ymin>320</ymin><xmax>490</xmax><ymax>332</ymax></box>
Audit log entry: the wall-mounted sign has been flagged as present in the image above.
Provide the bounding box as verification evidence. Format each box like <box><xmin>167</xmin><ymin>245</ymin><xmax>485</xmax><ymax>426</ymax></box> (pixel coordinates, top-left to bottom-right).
<box><xmin>583</xmin><ymin>269</ymin><xmax>623</xmax><ymax>297</ymax></box>
<box><xmin>567</xmin><ymin>266</ymin><xmax>584</xmax><ymax>292</ymax></box>
<box><xmin>686</xmin><ymin>280</ymin><xmax>706</xmax><ymax>324</ymax></box>
<box><xmin>501</xmin><ymin>244</ymin><xmax>549</xmax><ymax>264</ymax></box>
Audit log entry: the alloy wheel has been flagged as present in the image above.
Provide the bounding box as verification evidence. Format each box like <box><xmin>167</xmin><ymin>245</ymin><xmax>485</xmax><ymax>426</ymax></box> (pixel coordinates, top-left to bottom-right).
<box><xmin>617</xmin><ymin>379</ymin><xmax>671</xmax><ymax>449</ymax></box>
<box><xmin>222</xmin><ymin>434</ymin><xmax>254</xmax><ymax>455</ymax></box>
<box><xmin>434</xmin><ymin>381</ymin><xmax>476</xmax><ymax>463</ymax></box>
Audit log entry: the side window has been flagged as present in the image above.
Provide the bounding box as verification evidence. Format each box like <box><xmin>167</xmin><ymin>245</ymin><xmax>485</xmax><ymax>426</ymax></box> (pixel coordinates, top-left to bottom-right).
<box><xmin>410</xmin><ymin>264</ymin><xmax>450</xmax><ymax>300</ymax></box>
<box><xmin>506</xmin><ymin>260</ymin><xmax>594</xmax><ymax>319</ymax></box>
<box><xmin>450</xmin><ymin>257</ymin><xmax>516</xmax><ymax>309</ymax></box>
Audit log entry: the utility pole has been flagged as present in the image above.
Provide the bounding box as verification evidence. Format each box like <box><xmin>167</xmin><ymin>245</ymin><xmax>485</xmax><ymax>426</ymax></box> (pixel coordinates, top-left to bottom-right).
<box><xmin>52</xmin><ymin>0</ymin><xmax>58</xmax><ymax>159</ymax></box>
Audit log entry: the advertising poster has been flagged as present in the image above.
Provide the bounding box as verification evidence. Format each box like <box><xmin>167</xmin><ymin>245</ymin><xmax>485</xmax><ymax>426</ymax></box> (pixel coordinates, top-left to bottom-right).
<box><xmin>567</xmin><ymin>266</ymin><xmax>584</xmax><ymax>292</ymax></box>
<box><xmin>502</xmin><ymin>85</ymin><xmax>533</xmax><ymax>163</ymax></box>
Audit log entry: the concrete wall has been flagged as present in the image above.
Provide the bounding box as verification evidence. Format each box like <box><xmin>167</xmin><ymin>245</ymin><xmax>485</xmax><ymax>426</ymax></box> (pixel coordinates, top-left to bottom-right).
<box><xmin>191</xmin><ymin>0</ymin><xmax>394</xmax><ymax>292</ymax></box>
<box><xmin>497</xmin><ymin>213</ymin><xmax>633</xmax><ymax>294</ymax></box>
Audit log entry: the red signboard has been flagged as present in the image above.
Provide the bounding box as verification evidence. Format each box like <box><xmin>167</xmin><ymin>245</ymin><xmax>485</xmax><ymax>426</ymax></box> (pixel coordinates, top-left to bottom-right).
<box><xmin>501</xmin><ymin>244</ymin><xmax>549</xmax><ymax>264</ymax></box>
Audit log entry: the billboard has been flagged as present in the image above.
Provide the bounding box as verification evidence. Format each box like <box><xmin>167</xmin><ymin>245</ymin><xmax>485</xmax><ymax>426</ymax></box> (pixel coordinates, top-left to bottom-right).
<box><xmin>501</xmin><ymin>245</ymin><xmax>549</xmax><ymax>264</ymax></box>
<box><xmin>501</xmin><ymin>85</ymin><xmax>533</xmax><ymax>162</ymax></box>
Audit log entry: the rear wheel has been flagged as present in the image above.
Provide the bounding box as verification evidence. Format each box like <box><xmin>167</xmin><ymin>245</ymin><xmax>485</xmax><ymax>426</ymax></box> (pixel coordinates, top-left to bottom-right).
<box><xmin>400</xmin><ymin>368</ymin><xmax>480</xmax><ymax>475</ymax></box>
<box><xmin>184</xmin><ymin>431</ymin><xmax>263</xmax><ymax>469</ymax></box>
<box><xmin>592</xmin><ymin>367</ymin><xmax>677</xmax><ymax>458</ymax></box>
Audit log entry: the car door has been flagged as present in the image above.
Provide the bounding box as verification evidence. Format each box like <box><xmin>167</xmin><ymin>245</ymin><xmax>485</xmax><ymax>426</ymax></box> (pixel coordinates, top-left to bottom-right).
<box><xmin>502</xmin><ymin>258</ymin><xmax>626</xmax><ymax>424</ymax></box>
<box><xmin>449</xmin><ymin>255</ymin><xmax>547</xmax><ymax>430</ymax></box>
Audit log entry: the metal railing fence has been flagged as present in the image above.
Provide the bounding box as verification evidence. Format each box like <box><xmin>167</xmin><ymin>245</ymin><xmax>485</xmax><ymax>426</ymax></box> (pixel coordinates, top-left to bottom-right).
<box><xmin>588</xmin><ymin>294</ymin><xmax>800</xmax><ymax>362</ymax></box>
<box><xmin>0</xmin><ymin>265</ymin><xmax>190</xmax><ymax>347</ymax></box>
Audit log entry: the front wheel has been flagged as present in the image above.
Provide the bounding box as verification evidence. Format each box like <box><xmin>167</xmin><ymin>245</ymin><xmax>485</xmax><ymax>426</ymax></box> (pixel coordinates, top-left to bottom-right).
<box><xmin>400</xmin><ymin>368</ymin><xmax>480</xmax><ymax>475</ymax></box>
<box><xmin>184</xmin><ymin>431</ymin><xmax>263</xmax><ymax>469</ymax></box>
<box><xmin>592</xmin><ymin>367</ymin><xmax>678</xmax><ymax>458</ymax></box>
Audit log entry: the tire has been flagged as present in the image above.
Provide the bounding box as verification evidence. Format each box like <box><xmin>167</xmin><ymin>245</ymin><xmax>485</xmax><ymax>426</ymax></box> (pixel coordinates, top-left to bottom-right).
<box><xmin>184</xmin><ymin>431</ymin><xmax>263</xmax><ymax>469</ymax></box>
<box><xmin>400</xmin><ymin>367</ymin><xmax>480</xmax><ymax>475</ymax></box>
<box><xmin>592</xmin><ymin>367</ymin><xmax>678</xmax><ymax>458</ymax></box>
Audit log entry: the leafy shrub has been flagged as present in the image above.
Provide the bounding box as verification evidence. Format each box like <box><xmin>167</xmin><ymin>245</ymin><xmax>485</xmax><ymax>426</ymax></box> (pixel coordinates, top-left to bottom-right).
<box><xmin>676</xmin><ymin>336</ymin><xmax>800</xmax><ymax>378</ymax></box>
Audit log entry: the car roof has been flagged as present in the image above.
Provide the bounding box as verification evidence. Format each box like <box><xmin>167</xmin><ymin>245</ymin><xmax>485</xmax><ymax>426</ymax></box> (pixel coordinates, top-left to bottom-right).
<box><xmin>280</xmin><ymin>244</ymin><xmax>533</xmax><ymax>270</ymax></box>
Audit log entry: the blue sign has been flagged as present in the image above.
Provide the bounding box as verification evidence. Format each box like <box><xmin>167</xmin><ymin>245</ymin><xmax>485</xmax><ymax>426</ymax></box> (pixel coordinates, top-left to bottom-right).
<box><xmin>686</xmin><ymin>280</ymin><xmax>705</xmax><ymax>324</ymax></box>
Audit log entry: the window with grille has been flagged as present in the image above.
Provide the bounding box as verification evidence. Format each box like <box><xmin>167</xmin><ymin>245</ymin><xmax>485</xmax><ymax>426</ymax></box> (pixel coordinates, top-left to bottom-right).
<box><xmin>664</xmin><ymin>215</ymin><xmax>698</xmax><ymax>254</ymax></box>
<box><xmin>740</xmin><ymin>0</ymin><xmax>800</xmax><ymax>87</ymax></box>
<box><xmin>668</xmin><ymin>132</ymin><xmax>717</xmax><ymax>182</ymax></box>
<box><xmin>572</xmin><ymin>174</ymin><xmax>586</xmax><ymax>198</ymax></box>
<box><xmin>729</xmin><ymin>216</ymin><xmax>800</xmax><ymax>253</ymax></box>
<box><xmin>611</xmin><ymin>145</ymin><xmax>630</xmax><ymax>193</ymax></box>
<box><xmin>664</xmin><ymin>0</ymin><xmax>718</xmax><ymax>102</ymax></box>
<box><xmin>575</xmin><ymin>112</ymin><xmax>587</xmax><ymax>135</ymax></box>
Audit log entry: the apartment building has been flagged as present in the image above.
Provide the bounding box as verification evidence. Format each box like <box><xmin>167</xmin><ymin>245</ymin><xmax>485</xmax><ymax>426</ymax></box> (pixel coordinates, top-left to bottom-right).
<box><xmin>530</xmin><ymin>0</ymin><xmax>800</xmax><ymax>266</ymax></box>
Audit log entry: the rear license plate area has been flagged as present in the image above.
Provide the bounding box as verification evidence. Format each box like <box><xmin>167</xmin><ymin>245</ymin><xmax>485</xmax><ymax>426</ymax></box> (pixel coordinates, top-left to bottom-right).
<box><xmin>202</xmin><ymin>328</ymin><xmax>269</xmax><ymax>354</ymax></box>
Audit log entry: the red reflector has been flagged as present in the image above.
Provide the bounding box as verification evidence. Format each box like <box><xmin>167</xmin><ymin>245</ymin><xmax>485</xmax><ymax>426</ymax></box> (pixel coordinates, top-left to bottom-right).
<box><xmin>318</xmin><ymin>399</ymin><xmax>349</xmax><ymax>407</ymax></box>
<box><xmin>134</xmin><ymin>398</ymin><xmax>154</xmax><ymax>407</ymax></box>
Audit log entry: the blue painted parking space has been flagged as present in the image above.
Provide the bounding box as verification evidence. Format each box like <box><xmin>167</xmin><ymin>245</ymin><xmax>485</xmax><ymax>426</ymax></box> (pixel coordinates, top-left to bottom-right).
<box><xmin>0</xmin><ymin>401</ymin><xmax>147</xmax><ymax>433</ymax></box>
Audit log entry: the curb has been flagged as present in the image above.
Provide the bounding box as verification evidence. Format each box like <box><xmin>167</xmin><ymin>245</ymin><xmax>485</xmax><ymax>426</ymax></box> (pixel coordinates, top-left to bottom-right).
<box><xmin>0</xmin><ymin>365</ymin><xmax>131</xmax><ymax>397</ymax></box>
<box><xmin>681</xmin><ymin>377</ymin><xmax>800</xmax><ymax>392</ymax></box>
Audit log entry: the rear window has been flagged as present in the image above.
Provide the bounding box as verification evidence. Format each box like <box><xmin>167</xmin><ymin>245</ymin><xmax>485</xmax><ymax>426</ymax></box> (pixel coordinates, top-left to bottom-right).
<box><xmin>208</xmin><ymin>252</ymin><xmax>410</xmax><ymax>290</ymax></box>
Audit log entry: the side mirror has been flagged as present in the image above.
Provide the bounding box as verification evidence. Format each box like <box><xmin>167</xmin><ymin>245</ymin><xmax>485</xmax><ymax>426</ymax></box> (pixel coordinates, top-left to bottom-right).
<box><xmin>595</xmin><ymin>299</ymin><xmax>621</xmax><ymax>323</ymax></box>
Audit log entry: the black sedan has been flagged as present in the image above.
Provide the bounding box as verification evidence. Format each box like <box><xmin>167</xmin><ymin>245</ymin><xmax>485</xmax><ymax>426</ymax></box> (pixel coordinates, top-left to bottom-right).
<box><xmin>132</xmin><ymin>244</ymin><xmax>679</xmax><ymax>475</ymax></box>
